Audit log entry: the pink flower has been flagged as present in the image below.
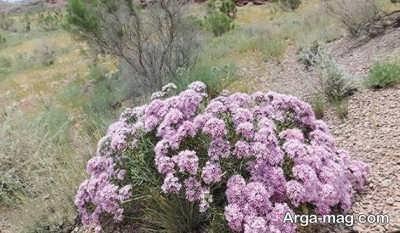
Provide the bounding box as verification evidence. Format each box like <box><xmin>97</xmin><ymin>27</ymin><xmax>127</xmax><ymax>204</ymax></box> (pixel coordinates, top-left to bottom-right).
<box><xmin>162</xmin><ymin>173</ymin><xmax>182</xmax><ymax>194</ymax></box>
<box><xmin>203</xmin><ymin>117</ymin><xmax>226</xmax><ymax>138</ymax></box>
<box><xmin>201</xmin><ymin>161</ymin><xmax>223</xmax><ymax>184</ymax></box>
<box><xmin>174</xmin><ymin>150</ymin><xmax>199</xmax><ymax>175</ymax></box>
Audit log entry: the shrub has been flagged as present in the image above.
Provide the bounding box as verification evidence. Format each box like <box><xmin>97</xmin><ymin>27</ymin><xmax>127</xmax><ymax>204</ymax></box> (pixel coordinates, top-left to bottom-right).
<box><xmin>317</xmin><ymin>54</ymin><xmax>355</xmax><ymax>103</ymax></box>
<box><xmin>204</xmin><ymin>11</ymin><xmax>234</xmax><ymax>36</ymax></box>
<box><xmin>67</xmin><ymin>0</ymin><xmax>199</xmax><ymax>96</ymax></box>
<box><xmin>297</xmin><ymin>41</ymin><xmax>323</xmax><ymax>71</ymax></box>
<box><xmin>322</xmin><ymin>65</ymin><xmax>352</xmax><ymax>102</ymax></box>
<box><xmin>323</xmin><ymin>0</ymin><xmax>379</xmax><ymax>36</ymax></box>
<box><xmin>75</xmin><ymin>82</ymin><xmax>368</xmax><ymax>232</ymax></box>
<box><xmin>366</xmin><ymin>62</ymin><xmax>400</xmax><ymax>89</ymax></box>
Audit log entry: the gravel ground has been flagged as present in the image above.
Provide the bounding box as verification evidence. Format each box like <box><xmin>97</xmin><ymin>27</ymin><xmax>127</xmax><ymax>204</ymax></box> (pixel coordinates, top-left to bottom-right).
<box><xmin>325</xmin><ymin>88</ymin><xmax>400</xmax><ymax>233</ymax></box>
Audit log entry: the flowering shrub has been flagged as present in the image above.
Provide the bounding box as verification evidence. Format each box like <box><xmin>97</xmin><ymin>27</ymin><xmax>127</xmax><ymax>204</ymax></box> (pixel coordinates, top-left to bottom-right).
<box><xmin>75</xmin><ymin>81</ymin><xmax>368</xmax><ymax>232</ymax></box>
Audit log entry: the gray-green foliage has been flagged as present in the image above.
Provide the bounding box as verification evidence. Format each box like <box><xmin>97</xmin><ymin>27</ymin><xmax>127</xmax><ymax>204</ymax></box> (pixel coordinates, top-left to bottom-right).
<box><xmin>298</xmin><ymin>41</ymin><xmax>323</xmax><ymax>71</ymax></box>
<box><xmin>319</xmin><ymin>58</ymin><xmax>355</xmax><ymax>103</ymax></box>
<box><xmin>366</xmin><ymin>62</ymin><xmax>400</xmax><ymax>89</ymax></box>
<box><xmin>204</xmin><ymin>0</ymin><xmax>235</xmax><ymax>36</ymax></box>
<box><xmin>300</xmin><ymin>42</ymin><xmax>355</xmax><ymax>103</ymax></box>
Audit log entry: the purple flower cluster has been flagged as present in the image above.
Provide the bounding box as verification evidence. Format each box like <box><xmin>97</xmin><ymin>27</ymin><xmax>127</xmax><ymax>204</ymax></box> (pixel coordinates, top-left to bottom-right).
<box><xmin>75</xmin><ymin>155</ymin><xmax>132</xmax><ymax>232</ymax></box>
<box><xmin>76</xmin><ymin>81</ymin><xmax>369</xmax><ymax>232</ymax></box>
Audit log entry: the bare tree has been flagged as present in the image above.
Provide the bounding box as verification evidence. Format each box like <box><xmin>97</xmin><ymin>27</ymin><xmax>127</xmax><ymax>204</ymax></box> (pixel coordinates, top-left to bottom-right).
<box><xmin>68</xmin><ymin>0</ymin><xmax>199</xmax><ymax>96</ymax></box>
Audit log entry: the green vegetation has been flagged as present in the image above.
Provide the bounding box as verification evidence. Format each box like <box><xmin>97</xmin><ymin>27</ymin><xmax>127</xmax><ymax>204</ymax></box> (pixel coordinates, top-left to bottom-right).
<box><xmin>1</xmin><ymin>0</ymin><xmax>399</xmax><ymax>232</ymax></box>
<box><xmin>37</xmin><ymin>11</ymin><xmax>64</xmax><ymax>31</ymax></box>
<box><xmin>204</xmin><ymin>10</ymin><xmax>235</xmax><ymax>36</ymax></box>
<box><xmin>311</xmin><ymin>94</ymin><xmax>325</xmax><ymax>119</ymax></box>
<box><xmin>366</xmin><ymin>62</ymin><xmax>400</xmax><ymax>89</ymax></box>
<box><xmin>176</xmin><ymin>64</ymin><xmax>238</xmax><ymax>98</ymax></box>
<box><xmin>208</xmin><ymin>0</ymin><xmax>237</xmax><ymax>17</ymax></box>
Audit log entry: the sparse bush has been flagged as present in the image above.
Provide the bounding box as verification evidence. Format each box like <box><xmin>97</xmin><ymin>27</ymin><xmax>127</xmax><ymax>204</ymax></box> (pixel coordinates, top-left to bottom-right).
<box><xmin>321</xmin><ymin>62</ymin><xmax>354</xmax><ymax>103</ymax></box>
<box><xmin>75</xmin><ymin>82</ymin><xmax>368</xmax><ymax>232</ymax></box>
<box><xmin>323</xmin><ymin>0</ymin><xmax>380</xmax><ymax>36</ymax></box>
<box><xmin>366</xmin><ymin>62</ymin><xmax>400</xmax><ymax>89</ymax></box>
<box><xmin>298</xmin><ymin>41</ymin><xmax>323</xmax><ymax>71</ymax></box>
<box><xmin>204</xmin><ymin>11</ymin><xmax>234</xmax><ymax>36</ymax></box>
<box><xmin>67</xmin><ymin>0</ymin><xmax>199</xmax><ymax>97</ymax></box>
<box><xmin>299</xmin><ymin>43</ymin><xmax>356</xmax><ymax>103</ymax></box>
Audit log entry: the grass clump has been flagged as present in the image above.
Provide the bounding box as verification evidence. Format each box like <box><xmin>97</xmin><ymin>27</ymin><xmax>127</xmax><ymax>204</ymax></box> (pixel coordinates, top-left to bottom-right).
<box><xmin>366</xmin><ymin>62</ymin><xmax>400</xmax><ymax>89</ymax></box>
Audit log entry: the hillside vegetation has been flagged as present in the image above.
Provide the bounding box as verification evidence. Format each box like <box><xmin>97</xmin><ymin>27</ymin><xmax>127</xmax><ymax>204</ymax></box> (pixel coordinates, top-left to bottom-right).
<box><xmin>0</xmin><ymin>0</ymin><xmax>399</xmax><ymax>232</ymax></box>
